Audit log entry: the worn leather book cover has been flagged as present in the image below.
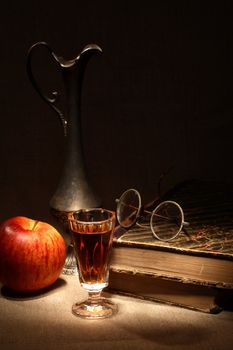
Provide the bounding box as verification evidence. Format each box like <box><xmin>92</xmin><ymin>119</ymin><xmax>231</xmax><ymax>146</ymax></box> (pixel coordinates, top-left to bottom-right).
<box><xmin>107</xmin><ymin>270</ymin><xmax>233</xmax><ymax>313</ymax></box>
<box><xmin>109</xmin><ymin>180</ymin><xmax>233</xmax><ymax>311</ymax></box>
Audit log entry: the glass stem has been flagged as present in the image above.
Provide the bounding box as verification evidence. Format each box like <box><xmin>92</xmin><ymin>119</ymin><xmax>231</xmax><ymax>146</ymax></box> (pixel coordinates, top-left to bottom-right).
<box><xmin>88</xmin><ymin>290</ymin><xmax>102</xmax><ymax>304</ymax></box>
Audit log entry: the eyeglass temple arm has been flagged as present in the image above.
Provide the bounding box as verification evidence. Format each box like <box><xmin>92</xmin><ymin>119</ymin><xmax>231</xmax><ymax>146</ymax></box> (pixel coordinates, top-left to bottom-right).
<box><xmin>144</xmin><ymin>197</ymin><xmax>160</xmax><ymax>211</ymax></box>
<box><xmin>144</xmin><ymin>167</ymin><xmax>174</xmax><ymax>211</ymax></box>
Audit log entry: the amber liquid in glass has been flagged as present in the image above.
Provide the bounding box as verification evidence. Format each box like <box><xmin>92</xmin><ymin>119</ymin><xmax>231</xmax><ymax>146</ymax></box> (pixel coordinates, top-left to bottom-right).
<box><xmin>72</xmin><ymin>228</ymin><xmax>113</xmax><ymax>287</ymax></box>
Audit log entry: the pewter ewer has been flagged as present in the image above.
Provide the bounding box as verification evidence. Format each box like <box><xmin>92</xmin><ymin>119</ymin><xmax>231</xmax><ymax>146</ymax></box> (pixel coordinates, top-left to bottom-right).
<box><xmin>27</xmin><ymin>42</ymin><xmax>102</xmax><ymax>215</ymax></box>
<box><xmin>27</xmin><ymin>42</ymin><xmax>102</xmax><ymax>274</ymax></box>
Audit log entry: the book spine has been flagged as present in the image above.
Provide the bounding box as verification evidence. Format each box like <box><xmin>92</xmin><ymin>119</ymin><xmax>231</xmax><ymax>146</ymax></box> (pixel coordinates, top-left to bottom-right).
<box><xmin>108</xmin><ymin>269</ymin><xmax>225</xmax><ymax>314</ymax></box>
<box><xmin>107</xmin><ymin>287</ymin><xmax>222</xmax><ymax>314</ymax></box>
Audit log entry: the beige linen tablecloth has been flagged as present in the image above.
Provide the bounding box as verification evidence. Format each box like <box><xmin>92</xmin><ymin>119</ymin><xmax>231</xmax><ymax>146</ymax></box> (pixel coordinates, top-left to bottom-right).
<box><xmin>0</xmin><ymin>274</ymin><xmax>233</xmax><ymax>350</ymax></box>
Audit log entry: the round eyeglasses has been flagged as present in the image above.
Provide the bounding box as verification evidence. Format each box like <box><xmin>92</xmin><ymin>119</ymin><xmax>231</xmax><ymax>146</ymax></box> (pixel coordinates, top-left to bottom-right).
<box><xmin>116</xmin><ymin>188</ymin><xmax>189</xmax><ymax>241</ymax></box>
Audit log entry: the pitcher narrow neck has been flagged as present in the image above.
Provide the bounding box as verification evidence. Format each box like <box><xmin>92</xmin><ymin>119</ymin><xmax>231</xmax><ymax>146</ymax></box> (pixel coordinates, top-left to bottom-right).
<box><xmin>61</xmin><ymin>66</ymin><xmax>87</xmax><ymax>172</ymax></box>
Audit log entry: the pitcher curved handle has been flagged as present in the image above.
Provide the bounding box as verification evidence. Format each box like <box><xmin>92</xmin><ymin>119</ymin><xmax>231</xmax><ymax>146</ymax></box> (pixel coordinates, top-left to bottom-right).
<box><xmin>26</xmin><ymin>41</ymin><xmax>67</xmax><ymax>136</ymax></box>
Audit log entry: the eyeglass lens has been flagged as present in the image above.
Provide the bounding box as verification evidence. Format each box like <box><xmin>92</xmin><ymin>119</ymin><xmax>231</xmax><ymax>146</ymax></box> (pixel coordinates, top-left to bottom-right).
<box><xmin>150</xmin><ymin>201</ymin><xmax>183</xmax><ymax>241</ymax></box>
<box><xmin>117</xmin><ymin>189</ymin><xmax>141</xmax><ymax>228</ymax></box>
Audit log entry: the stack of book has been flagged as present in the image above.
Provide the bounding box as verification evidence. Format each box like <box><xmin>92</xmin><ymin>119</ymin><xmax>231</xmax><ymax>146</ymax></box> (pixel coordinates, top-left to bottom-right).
<box><xmin>108</xmin><ymin>180</ymin><xmax>233</xmax><ymax>313</ymax></box>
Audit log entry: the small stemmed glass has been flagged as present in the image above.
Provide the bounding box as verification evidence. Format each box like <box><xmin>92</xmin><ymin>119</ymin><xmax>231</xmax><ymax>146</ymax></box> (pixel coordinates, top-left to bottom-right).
<box><xmin>68</xmin><ymin>208</ymin><xmax>117</xmax><ymax>319</ymax></box>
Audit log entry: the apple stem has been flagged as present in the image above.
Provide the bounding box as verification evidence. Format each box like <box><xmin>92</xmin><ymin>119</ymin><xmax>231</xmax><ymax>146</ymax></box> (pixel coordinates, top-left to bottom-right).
<box><xmin>32</xmin><ymin>220</ymin><xmax>39</xmax><ymax>231</ymax></box>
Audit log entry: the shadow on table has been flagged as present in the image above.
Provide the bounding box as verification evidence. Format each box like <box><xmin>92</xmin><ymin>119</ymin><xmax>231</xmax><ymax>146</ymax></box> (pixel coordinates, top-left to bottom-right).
<box><xmin>117</xmin><ymin>312</ymin><xmax>211</xmax><ymax>347</ymax></box>
<box><xmin>0</xmin><ymin>277</ymin><xmax>67</xmax><ymax>301</ymax></box>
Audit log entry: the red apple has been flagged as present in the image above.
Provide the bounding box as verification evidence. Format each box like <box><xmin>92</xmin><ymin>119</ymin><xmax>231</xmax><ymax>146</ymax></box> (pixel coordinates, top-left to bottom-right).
<box><xmin>0</xmin><ymin>216</ymin><xmax>66</xmax><ymax>292</ymax></box>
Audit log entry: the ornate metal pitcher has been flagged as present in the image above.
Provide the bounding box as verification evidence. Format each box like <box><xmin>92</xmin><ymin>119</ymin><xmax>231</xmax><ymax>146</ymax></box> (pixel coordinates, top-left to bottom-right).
<box><xmin>27</xmin><ymin>42</ymin><xmax>102</xmax><ymax>274</ymax></box>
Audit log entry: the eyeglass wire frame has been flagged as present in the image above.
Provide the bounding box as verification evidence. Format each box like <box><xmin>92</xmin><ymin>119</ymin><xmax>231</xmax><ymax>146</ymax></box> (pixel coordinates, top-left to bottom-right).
<box><xmin>116</xmin><ymin>188</ymin><xmax>189</xmax><ymax>242</ymax></box>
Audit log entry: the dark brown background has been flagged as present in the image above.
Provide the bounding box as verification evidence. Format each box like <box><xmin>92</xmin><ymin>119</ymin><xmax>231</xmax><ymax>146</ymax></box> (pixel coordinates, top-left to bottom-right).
<box><xmin>0</xmin><ymin>1</ymin><xmax>233</xmax><ymax>223</ymax></box>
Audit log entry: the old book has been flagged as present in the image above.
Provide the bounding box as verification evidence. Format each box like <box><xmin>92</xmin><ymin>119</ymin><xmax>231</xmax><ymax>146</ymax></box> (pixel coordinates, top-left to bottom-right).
<box><xmin>109</xmin><ymin>180</ymin><xmax>233</xmax><ymax>312</ymax></box>
<box><xmin>108</xmin><ymin>270</ymin><xmax>233</xmax><ymax>313</ymax></box>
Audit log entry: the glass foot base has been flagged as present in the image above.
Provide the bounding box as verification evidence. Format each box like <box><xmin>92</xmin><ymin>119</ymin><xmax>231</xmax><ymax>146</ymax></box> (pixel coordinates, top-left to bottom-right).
<box><xmin>72</xmin><ymin>297</ymin><xmax>118</xmax><ymax>319</ymax></box>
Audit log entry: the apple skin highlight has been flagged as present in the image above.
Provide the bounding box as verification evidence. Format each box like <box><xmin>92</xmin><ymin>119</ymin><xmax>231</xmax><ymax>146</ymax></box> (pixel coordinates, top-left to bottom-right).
<box><xmin>0</xmin><ymin>216</ymin><xmax>66</xmax><ymax>292</ymax></box>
